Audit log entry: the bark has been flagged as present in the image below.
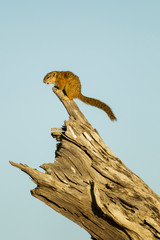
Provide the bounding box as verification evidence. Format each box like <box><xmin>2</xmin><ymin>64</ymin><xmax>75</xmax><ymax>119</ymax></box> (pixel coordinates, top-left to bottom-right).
<box><xmin>10</xmin><ymin>87</ymin><xmax>160</xmax><ymax>240</ymax></box>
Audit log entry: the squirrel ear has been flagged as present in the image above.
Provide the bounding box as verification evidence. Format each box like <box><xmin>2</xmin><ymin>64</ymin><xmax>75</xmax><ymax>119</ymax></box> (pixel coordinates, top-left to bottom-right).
<box><xmin>52</xmin><ymin>72</ymin><xmax>57</xmax><ymax>77</ymax></box>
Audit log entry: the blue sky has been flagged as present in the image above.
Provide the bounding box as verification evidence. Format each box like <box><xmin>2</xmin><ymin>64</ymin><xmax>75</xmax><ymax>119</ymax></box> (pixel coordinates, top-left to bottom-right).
<box><xmin>1</xmin><ymin>1</ymin><xmax>160</xmax><ymax>240</ymax></box>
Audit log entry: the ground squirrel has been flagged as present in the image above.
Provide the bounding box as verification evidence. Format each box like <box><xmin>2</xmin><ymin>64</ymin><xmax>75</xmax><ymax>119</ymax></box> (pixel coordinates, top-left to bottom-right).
<box><xmin>43</xmin><ymin>71</ymin><xmax>117</xmax><ymax>121</ymax></box>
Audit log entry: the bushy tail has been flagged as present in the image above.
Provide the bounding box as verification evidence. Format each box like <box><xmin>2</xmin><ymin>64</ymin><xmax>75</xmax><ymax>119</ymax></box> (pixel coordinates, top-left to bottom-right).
<box><xmin>78</xmin><ymin>93</ymin><xmax>117</xmax><ymax>121</ymax></box>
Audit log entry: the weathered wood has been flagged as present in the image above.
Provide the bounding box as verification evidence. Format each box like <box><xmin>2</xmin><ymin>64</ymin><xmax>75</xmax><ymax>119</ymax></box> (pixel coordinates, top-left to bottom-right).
<box><xmin>10</xmin><ymin>87</ymin><xmax>160</xmax><ymax>240</ymax></box>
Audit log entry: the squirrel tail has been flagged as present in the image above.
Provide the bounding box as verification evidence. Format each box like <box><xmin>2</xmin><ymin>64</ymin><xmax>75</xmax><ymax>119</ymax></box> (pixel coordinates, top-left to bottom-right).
<box><xmin>78</xmin><ymin>93</ymin><xmax>117</xmax><ymax>121</ymax></box>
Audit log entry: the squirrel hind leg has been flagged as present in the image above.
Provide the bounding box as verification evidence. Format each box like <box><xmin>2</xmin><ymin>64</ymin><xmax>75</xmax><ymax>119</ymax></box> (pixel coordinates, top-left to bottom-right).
<box><xmin>65</xmin><ymin>90</ymin><xmax>79</xmax><ymax>100</ymax></box>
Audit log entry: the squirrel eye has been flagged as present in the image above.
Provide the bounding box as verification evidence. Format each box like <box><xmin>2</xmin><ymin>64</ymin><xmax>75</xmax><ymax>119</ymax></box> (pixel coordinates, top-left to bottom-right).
<box><xmin>47</xmin><ymin>76</ymin><xmax>50</xmax><ymax>79</ymax></box>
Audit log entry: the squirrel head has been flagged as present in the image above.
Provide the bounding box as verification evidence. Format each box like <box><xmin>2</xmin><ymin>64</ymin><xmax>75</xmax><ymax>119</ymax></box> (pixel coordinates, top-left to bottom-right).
<box><xmin>43</xmin><ymin>71</ymin><xmax>58</xmax><ymax>85</ymax></box>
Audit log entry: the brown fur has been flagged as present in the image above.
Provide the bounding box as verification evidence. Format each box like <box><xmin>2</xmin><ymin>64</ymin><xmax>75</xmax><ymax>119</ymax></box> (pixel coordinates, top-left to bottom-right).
<box><xmin>43</xmin><ymin>71</ymin><xmax>117</xmax><ymax>121</ymax></box>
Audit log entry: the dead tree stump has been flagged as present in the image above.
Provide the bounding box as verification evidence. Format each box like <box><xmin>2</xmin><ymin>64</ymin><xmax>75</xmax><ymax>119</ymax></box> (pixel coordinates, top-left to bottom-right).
<box><xmin>10</xmin><ymin>88</ymin><xmax>160</xmax><ymax>240</ymax></box>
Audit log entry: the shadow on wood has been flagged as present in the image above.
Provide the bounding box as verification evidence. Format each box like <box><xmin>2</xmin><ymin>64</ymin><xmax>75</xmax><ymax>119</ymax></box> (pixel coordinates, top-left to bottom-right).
<box><xmin>10</xmin><ymin>87</ymin><xmax>160</xmax><ymax>240</ymax></box>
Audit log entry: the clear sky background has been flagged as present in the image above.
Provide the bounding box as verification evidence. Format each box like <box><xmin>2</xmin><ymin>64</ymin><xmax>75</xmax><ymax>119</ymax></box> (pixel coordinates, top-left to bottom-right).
<box><xmin>1</xmin><ymin>1</ymin><xmax>160</xmax><ymax>240</ymax></box>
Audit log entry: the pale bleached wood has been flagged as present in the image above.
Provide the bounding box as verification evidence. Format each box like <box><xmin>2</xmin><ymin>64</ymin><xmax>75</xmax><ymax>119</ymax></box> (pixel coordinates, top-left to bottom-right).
<box><xmin>10</xmin><ymin>88</ymin><xmax>160</xmax><ymax>240</ymax></box>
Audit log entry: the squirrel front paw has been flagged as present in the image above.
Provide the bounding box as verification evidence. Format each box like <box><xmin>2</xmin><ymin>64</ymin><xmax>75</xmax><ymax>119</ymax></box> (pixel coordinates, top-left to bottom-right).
<box><xmin>52</xmin><ymin>86</ymin><xmax>61</xmax><ymax>93</ymax></box>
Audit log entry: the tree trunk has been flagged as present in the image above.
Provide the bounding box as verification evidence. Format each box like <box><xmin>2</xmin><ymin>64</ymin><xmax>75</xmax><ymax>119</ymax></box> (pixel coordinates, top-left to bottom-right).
<box><xmin>10</xmin><ymin>87</ymin><xmax>160</xmax><ymax>240</ymax></box>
